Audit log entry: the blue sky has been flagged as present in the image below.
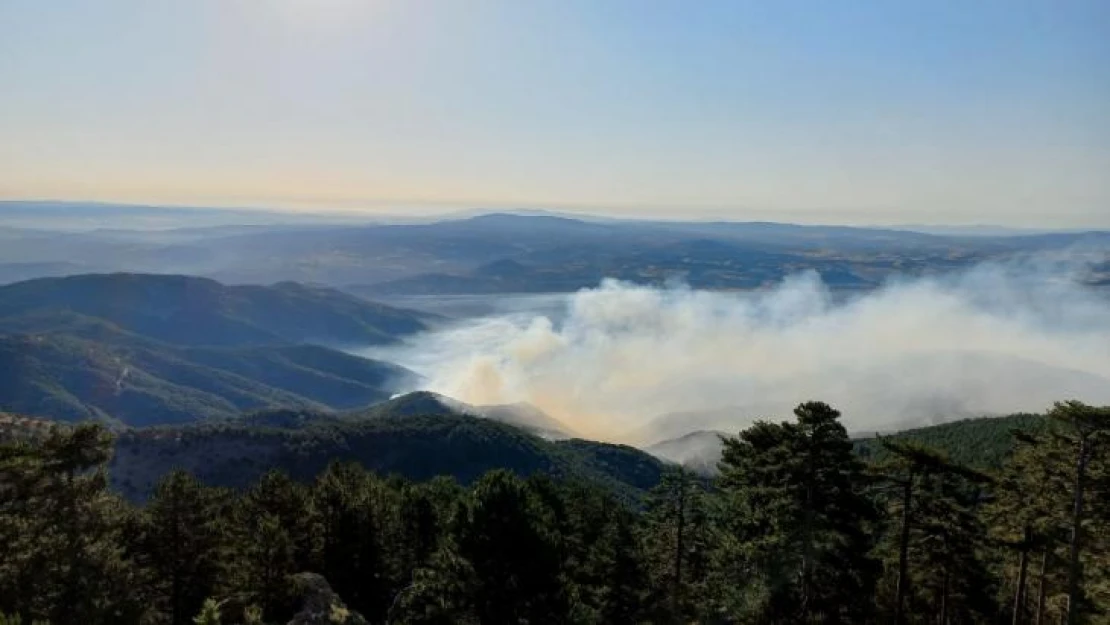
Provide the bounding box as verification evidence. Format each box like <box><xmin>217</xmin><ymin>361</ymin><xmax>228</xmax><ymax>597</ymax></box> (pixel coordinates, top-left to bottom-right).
<box><xmin>1</xmin><ymin>0</ymin><xmax>1107</xmax><ymax>226</ymax></box>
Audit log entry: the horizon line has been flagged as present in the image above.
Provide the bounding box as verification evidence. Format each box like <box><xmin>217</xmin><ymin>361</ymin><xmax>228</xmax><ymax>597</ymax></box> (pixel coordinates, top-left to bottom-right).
<box><xmin>1</xmin><ymin>197</ymin><xmax>1108</xmax><ymax>234</ymax></box>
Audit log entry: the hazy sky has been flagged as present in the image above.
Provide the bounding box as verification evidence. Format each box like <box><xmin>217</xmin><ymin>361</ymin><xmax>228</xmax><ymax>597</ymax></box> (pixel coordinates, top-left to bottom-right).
<box><xmin>2</xmin><ymin>0</ymin><xmax>1108</xmax><ymax>226</ymax></box>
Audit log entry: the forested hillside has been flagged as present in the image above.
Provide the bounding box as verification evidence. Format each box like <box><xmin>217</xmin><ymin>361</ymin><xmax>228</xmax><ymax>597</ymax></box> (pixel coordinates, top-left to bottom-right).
<box><xmin>0</xmin><ymin>273</ymin><xmax>432</xmax><ymax>346</ymax></box>
<box><xmin>108</xmin><ymin>411</ymin><xmax>663</xmax><ymax>504</ymax></box>
<box><xmin>3</xmin><ymin>400</ymin><xmax>1109</xmax><ymax>624</ymax></box>
<box><xmin>0</xmin><ymin>274</ymin><xmax>429</xmax><ymax>426</ymax></box>
<box><xmin>854</xmin><ymin>412</ymin><xmax>1052</xmax><ymax>469</ymax></box>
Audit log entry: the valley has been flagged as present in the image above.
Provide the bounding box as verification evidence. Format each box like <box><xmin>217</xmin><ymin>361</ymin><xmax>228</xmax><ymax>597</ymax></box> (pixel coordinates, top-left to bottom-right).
<box><xmin>1</xmin><ymin>207</ymin><xmax>1108</xmax><ymax>625</ymax></box>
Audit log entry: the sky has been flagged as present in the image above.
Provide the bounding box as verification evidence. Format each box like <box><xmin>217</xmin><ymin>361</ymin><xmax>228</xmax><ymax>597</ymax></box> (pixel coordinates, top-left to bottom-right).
<box><xmin>1</xmin><ymin>0</ymin><xmax>1108</xmax><ymax>227</ymax></box>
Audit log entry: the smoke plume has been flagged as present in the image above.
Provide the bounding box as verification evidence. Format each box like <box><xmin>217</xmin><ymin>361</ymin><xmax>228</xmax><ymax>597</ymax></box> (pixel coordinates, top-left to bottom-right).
<box><xmin>364</xmin><ymin>254</ymin><xmax>1110</xmax><ymax>444</ymax></box>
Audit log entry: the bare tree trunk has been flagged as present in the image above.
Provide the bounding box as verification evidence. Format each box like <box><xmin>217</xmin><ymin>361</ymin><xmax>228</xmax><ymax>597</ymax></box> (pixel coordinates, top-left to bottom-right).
<box><xmin>1014</xmin><ymin>525</ymin><xmax>1031</xmax><ymax>625</ymax></box>
<box><xmin>895</xmin><ymin>475</ymin><xmax>914</xmax><ymax>625</ymax></box>
<box><xmin>1035</xmin><ymin>547</ymin><xmax>1049</xmax><ymax>625</ymax></box>
<box><xmin>1065</xmin><ymin>436</ymin><xmax>1089</xmax><ymax>625</ymax></box>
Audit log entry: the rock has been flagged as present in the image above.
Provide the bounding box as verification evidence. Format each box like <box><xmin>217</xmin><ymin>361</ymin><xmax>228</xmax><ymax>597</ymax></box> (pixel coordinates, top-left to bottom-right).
<box><xmin>286</xmin><ymin>573</ymin><xmax>369</xmax><ymax>625</ymax></box>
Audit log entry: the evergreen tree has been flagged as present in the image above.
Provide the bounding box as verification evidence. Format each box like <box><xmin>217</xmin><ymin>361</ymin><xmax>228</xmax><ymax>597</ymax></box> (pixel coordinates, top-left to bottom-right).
<box><xmin>716</xmin><ymin>401</ymin><xmax>878</xmax><ymax>624</ymax></box>
<box><xmin>228</xmin><ymin>469</ymin><xmax>314</xmax><ymax>622</ymax></box>
<box><xmin>986</xmin><ymin>430</ymin><xmax>1071</xmax><ymax>625</ymax></box>
<box><xmin>451</xmin><ymin>470</ymin><xmax>568</xmax><ymax>623</ymax></box>
<box><xmin>875</xmin><ymin>439</ymin><xmax>996</xmax><ymax>624</ymax></box>
<box><xmin>396</xmin><ymin>482</ymin><xmax>442</xmax><ymax>571</ymax></box>
<box><xmin>311</xmin><ymin>461</ymin><xmax>391</xmax><ymax>621</ymax></box>
<box><xmin>557</xmin><ymin>480</ymin><xmax>648</xmax><ymax>624</ymax></box>
<box><xmin>192</xmin><ymin>598</ymin><xmax>222</xmax><ymax>625</ymax></box>
<box><xmin>2</xmin><ymin>400</ymin><xmax>1110</xmax><ymax>625</ymax></box>
<box><xmin>0</xmin><ymin>424</ymin><xmax>145</xmax><ymax>625</ymax></box>
<box><xmin>640</xmin><ymin>467</ymin><xmax>710</xmax><ymax>623</ymax></box>
<box><xmin>242</xmin><ymin>512</ymin><xmax>296</xmax><ymax>621</ymax></box>
<box><xmin>137</xmin><ymin>470</ymin><xmax>231</xmax><ymax>625</ymax></box>
<box><xmin>1047</xmin><ymin>401</ymin><xmax>1110</xmax><ymax>625</ymax></box>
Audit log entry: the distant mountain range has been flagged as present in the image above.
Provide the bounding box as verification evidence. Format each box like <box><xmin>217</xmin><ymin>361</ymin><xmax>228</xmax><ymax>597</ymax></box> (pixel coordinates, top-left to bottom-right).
<box><xmin>3</xmin><ymin>204</ymin><xmax>1108</xmax><ymax>293</ymax></box>
<box><xmin>0</xmin><ymin>273</ymin><xmax>433</xmax><ymax>346</ymax></box>
<box><xmin>0</xmin><ymin>273</ymin><xmax>432</xmax><ymax>426</ymax></box>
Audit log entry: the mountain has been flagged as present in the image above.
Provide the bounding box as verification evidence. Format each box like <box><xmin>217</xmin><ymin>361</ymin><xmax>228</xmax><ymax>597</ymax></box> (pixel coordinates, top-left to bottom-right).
<box><xmin>634</xmin><ymin>351</ymin><xmax>1110</xmax><ymax>445</ymax></box>
<box><xmin>0</xmin><ymin>274</ymin><xmax>432</xmax><ymax>426</ymax></box>
<box><xmin>106</xmin><ymin>410</ymin><xmax>664</xmax><ymax>503</ymax></box>
<box><xmin>644</xmin><ymin>430</ymin><xmax>727</xmax><ymax>474</ymax></box>
<box><xmin>356</xmin><ymin>391</ymin><xmax>577</xmax><ymax>439</ymax></box>
<box><xmin>641</xmin><ymin>412</ymin><xmax>1055</xmax><ymax>477</ymax></box>
<box><xmin>0</xmin><ymin>273</ymin><xmax>432</xmax><ymax>346</ymax></box>
<box><xmin>0</xmin><ymin>330</ymin><xmax>416</xmax><ymax>427</ymax></box>
<box><xmin>475</xmin><ymin>402</ymin><xmax>577</xmax><ymax>439</ymax></box>
<box><xmin>853</xmin><ymin>412</ymin><xmax>1051</xmax><ymax>469</ymax></box>
<box><xmin>5</xmin><ymin>204</ymin><xmax>1107</xmax><ymax>292</ymax></box>
<box><xmin>5</xmin><ymin>406</ymin><xmax>1057</xmax><ymax>506</ymax></box>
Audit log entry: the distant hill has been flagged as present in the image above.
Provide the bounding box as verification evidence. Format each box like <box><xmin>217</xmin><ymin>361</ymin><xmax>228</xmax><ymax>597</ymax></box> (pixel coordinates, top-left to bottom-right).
<box><xmin>355</xmin><ymin>391</ymin><xmax>578</xmax><ymax>439</ymax></box>
<box><xmin>644</xmin><ymin>430</ymin><xmax>727</xmax><ymax>474</ymax></box>
<box><xmin>645</xmin><ymin>413</ymin><xmax>1055</xmax><ymax>475</ymax></box>
<box><xmin>0</xmin><ymin>330</ymin><xmax>416</xmax><ymax>427</ymax></box>
<box><xmin>107</xmin><ymin>411</ymin><xmax>664</xmax><ymax>503</ymax></box>
<box><xmin>0</xmin><ymin>274</ymin><xmax>430</xmax><ymax>426</ymax></box>
<box><xmin>0</xmin><ymin>273</ymin><xmax>432</xmax><ymax>347</ymax></box>
<box><xmin>4</xmin><ymin>205</ymin><xmax>1107</xmax><ymax>292</ymax></box>
<box><xmin>853</xmin><ymin>412</ymin><xmax>1051</xmax><ymax>469</ymax></box>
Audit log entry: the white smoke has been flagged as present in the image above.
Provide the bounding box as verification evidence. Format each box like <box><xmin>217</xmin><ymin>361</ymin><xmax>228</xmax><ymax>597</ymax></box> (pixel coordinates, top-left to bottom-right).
<box><xmin>363</xmin><ymin>253</ymin><xmax>1110</xmax><ymax>444</ymax></box>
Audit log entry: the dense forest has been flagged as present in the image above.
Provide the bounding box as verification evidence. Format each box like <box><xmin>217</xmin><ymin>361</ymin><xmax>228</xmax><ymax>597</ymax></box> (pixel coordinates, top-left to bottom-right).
<box><xmin>2</xmin><ymin>400</ymin><xmax>1109</xmax><ymax>624</ymax></box>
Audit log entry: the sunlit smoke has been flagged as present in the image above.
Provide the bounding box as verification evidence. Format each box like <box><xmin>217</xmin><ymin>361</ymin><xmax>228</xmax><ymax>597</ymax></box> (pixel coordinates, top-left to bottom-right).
<box><xmin>363</xmin><ymin>253</ymin><xmax>1110</xmax><ymax>444</ymax></box>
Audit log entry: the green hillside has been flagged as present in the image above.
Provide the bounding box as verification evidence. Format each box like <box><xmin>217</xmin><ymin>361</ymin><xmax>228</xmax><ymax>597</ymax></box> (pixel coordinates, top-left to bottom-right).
<box><xmin>0</xmin><ymin>273</ymin><xmax>431</xmax><ymax>346</ymax></box>
<box><xmin>0</xmin><ymin>274</ymin><xmax>428</xmax><ymax>426</ymax></box>
<box><xmin>853</xmin><ymin>412</ymin><xmax>1050</xmax><ymax>469</ymax></box>
<box><xmin>109</xmin><ymin>412</ymin><xmax>666</xmax><ymax>503</ymax></box>
<box><xmin>354</xmin><ymin>390</ymin><xmax>578</xmax><ymax>438</ymax></box>
<box><xmin>0</xmin><ymin>330</ymin><xmax>414</xmax><ymax>426</ymax></box>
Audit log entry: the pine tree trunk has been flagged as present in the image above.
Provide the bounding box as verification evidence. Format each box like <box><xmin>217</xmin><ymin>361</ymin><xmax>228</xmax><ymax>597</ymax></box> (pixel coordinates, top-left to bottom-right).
<box><xmin>171</xmin><ymin>503</ymin><xmax>183</xmax><ymax>625</ymax></box>
<box><xmin>801</xmin><ymin>482</ymin><xmax>815</xmax><ymax>621</ymax></box>
<box><xmin>1035</xmin><ymin>547</ymin><xmax>1049</xmax><ymax>625</ymax></box>
<box><xmin>1065</xmin><ymin>436</ymin><xmax>1089</xmax><ymax>625</ymax></box>
<box><xmin>1014</xmin><ymin>525</ymin><xmax>1031</xmax><ymax>625</ymax></box>
<box><xmin>940</xmin><ymin>531</ymin><xmax>950</xmax><ymax>625</ymax></box>
<box><xmin>672</xmin><ymin>472</ymin><xmax>686</xmax><ymax>623</ymax></box>
<box><xmin>895</xmin><ymin>475</ymin><xmax>914</xmax><ymax>625</ymax></box>
<box><xmin>59</xmin><ymin>467</ymin><xmax>79</xmax><ymax>625</ymax></box>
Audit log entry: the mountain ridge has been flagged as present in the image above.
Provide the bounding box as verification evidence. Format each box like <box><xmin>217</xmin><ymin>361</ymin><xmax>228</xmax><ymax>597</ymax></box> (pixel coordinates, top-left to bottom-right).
<box><xmin>0</xmin><ymin>274</ymin><xmax>431</xmax><ymax>426</ymax></box>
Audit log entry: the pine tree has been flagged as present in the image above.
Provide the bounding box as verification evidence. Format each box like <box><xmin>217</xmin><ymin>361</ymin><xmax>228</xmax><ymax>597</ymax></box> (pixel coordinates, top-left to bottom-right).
<box><xmin>986</xmin><ymin>430</ymin><xmax>1071</xmax><ymax>625</ymax></box>
<box><xmin>192</xmin><ymin>598</ymin><xmax>221</xmax><ymax>625</ymax></box>
<box><xmin>716</xmin><ymin>402</ymin><xmax>878</xmax><ymax>624</ymax></box>
<box><xmin>640</xmin><ymin>466</ymin><xmax>710</xmax><ymax>623</ymax></box>
<box><xmin>1047</xmin><ymin>401</ymin><xmax>1110</xmax><ymax>625</ymax></box>
<box><xmin>137</xmin><ymin>470</ymin><xmax>231</xmax><ymax>625</ymax></box>
<box><xmin>0</xmin><ymin>424</ymin><xmax>144</xmax><ymax>625</ymax></box>
<box><xmin>311</xmin><ymin>461</ymin><xmax>390</xmax><ymax>621</ymax></box>
<box><xmin>397</xmin><ymin>482</ymin><xmax>441</xmax><ymax>571</ymax></box>
<box><xmin>451</xmin><ymin>470</ymin><xmax>567</xmax><ymax>623</ymax></box>
<box><xmin>227</xmin><ymin>469</ymin><xmax>314</xmax><ymax>622</ymax></box>
<box><xmin>240</xmin><ymin>470</ymin><xmax>316</xmax><ymax>572</ymax></box>
<box><xmin>243</xmin><ymin>512</ymin><xmax>296</xmax><ymax>621</ymax></box>
<box><xmin>556</xmin><ymin>480</ymin><xmax>648</xmax><ymax>624</ymax></box>
<box><xmin>875</xmin><ymin>439</ymin><xmax>996</xmax><ymax>624</ymax></box>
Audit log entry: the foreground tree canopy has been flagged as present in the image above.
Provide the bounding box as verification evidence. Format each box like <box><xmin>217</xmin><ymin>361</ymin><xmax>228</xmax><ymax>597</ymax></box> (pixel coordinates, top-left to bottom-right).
<box><xmin>1</xmin><ymin>400</ymin><xmax>1109</xmax><ymax>624</ymax></box>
